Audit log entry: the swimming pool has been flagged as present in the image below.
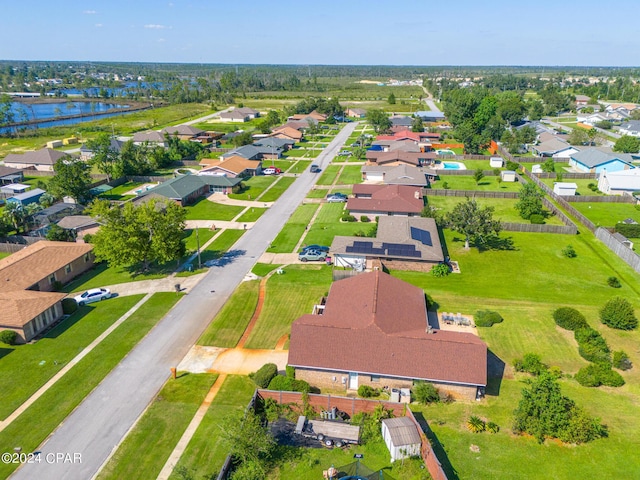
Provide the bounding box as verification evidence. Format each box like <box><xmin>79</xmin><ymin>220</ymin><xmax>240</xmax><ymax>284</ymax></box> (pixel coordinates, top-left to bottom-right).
<box><xmin>444</xmin><ymin>162</ymin><xmax>460</xmax><ymax>169</ymax></box>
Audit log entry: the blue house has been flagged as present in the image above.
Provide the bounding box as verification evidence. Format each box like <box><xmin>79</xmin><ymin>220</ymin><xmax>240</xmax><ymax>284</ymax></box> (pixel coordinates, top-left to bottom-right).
<box><xmin>568</xmin><ymin>149</ymin><xmax>635</xmax><ymax>174</ymax></box>
<box><xmin>6</xmin><ymin>188</ymin><xmax>45</xmax><ymax>206</ymax></box>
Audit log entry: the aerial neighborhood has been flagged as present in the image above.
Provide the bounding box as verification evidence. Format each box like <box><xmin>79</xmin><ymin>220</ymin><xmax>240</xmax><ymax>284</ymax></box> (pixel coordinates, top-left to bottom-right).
<box><xmin>0</xmin><ymin>25</ymin><xmax>639</xmax><ymax>480</ymax></box>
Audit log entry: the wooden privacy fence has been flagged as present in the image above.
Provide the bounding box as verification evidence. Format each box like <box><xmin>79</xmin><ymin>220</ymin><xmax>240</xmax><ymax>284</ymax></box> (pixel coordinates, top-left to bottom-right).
<box><xmin>562</xmin><ymin>195</ymin><xmax>635</xmax><ymax>204</ymax></box>
<box><xmin>427</xmin><ymin>189</ymin><xmax>518</xmax><ymax>198</ymax></box>
<box><xmin>595</xmin><ymin>228</ymin><xmax>640</xmax><ymax>273</ymax></box>
<box><xmin>532</xmin><ymin>172</ymin><xmax>596</xmax><ymax>179</ymax></box>
<box><xmin>515</xmin><ymin>156</ymin><xmax>570</xmax><ymax>163</ymax></box>
<box><xmin>404</xmin><ymin>408</ymin><xmax>448</xmax><ymax>480</ymax></box>
<box><xmin>435</xmin><ymin>169</ymin><xmax>502</xmax><ymax>177</ymax></box>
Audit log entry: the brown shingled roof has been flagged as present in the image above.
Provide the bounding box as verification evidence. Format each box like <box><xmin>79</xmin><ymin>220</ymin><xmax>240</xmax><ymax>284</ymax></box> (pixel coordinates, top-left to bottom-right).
<box><xmin>347</xmin><ymin>185</ymin><xmax>424</xmax><ymax>214</ymax></box>
<box><xmin>288</xmin><ymin>271</ymin><xmax>487</xmax><ymax>387</ymax></box>
<box><xmin>0</xmin><ymin>290</ymin><xmax>65</xmax><ymax>328</ymax></box>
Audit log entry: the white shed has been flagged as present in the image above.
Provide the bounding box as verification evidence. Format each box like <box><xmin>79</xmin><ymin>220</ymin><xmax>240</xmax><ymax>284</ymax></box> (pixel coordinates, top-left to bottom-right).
<box><xmin>381</xmin><ymin>417</ymin><xmax>422</xmax><ymax>462</ymax></box>
<box><xmin>489</xmin><ymin>157</ymin><xmax>504</xmax><ymax>168</ymax></box>
<box><xmin>531</xmin><ymin>164</ymin><xmax>543</xmax><ymax>174</ymax></box>
<box><xmin>501</xmin><ymin>170</ymin><xmax>516</xmax><ymax>182</ymax></box>
<box><xmin>553</xmin><ymin>182</ymin><xmax>577</xmax><ymax>196</ymax></box>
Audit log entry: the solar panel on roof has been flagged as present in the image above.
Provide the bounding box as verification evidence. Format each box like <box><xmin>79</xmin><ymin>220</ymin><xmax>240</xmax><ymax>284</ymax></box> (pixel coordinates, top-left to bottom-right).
<box><xmin>410</xmin><ymin>227</ymin><xmax>433</xmax><ymax>246</ymax></box>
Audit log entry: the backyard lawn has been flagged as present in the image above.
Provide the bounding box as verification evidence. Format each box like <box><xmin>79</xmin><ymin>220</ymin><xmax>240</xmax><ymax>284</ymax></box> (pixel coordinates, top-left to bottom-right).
<box><xmin>184</xmin><ymin>197</ymin><xmax>244</xmax><ymax>221</ymax></box>
<box><xmin>97</xmin><ymin>181</ymin><xmax>145</xmax><ymax>201</ymax></box>
<box><xmin>267</xmin><ymin>204</ymin><xmax>319</xmax><ymax>253</ymax></box>
<box><xmin>431</xmin><ymin>175</ymin><xmax>522</xmax><ymax>192</ymax></box>
<box><xmin>97</xmin><ymin>373</ymin><xmax>218</xmax><ymax>480</ymax></box>
<box><xmin>540</xmin><ymin>177</ymin><xmax>603</xmax><ymax>196</ymax></box>
<box><xmin>570</xmin><ymin>201</ymin><xmax>640</xmax><ymax>227</ymax></box>
<box><xmin>260</xmin><ymin>176</ymin><xmax>296</xmax><ymax>202</ymax></box>
<box><xmin>228</xmin><ymin>176</ymin><xmax>277</xmax><ymax>201</ymax></box>
<box><xmin>244</xmin><ymin>265</ymin><xmax>332</xmax><ymax>349</ymax></box>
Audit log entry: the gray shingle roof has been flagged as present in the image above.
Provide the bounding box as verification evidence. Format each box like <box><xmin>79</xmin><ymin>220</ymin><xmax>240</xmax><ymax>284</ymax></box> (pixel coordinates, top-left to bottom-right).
<box><xmin>4</xmin><ymin>148</ymin><xmax>68</xmax><ymax>166</ymax></box>
<box><xmin>144</xmin><ymin>175</ymin><xmax>242</xmax><ymax>201</ymax></box>
<box><xmin>619</xmin><ymin>120</ymin><xmax>640</xmax><ymax>133</ymax></box>
<box><xmin>571</xmin><ymin>148</ymin><xmax>634</xmax><ymax>168</ymax></box>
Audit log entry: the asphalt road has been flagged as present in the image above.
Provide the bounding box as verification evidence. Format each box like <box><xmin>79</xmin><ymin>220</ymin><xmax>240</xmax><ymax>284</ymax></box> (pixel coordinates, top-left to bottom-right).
<box><xmin>12</xmin><ymin>122</ymin><xmax>359</xmax><ymax>480</ymax></box>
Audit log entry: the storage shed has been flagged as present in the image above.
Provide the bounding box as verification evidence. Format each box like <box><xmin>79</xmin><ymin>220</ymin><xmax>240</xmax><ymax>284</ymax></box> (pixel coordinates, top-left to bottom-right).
<box><xmin>489</xmin><ymin>157</ymin><xmax>504</xmax><ymax>168</ymax></box>
<box><xmin>500</xmin><ymin>170</ymin><xmax>516</xmax><ymax>182</ymax></box>
<box><xmin>381</xmin><ymin>417</ymin><xmax>422</xmax><ymax>462</ymax></box>
<box><xmin>6</xmin><ymin>188</ymin><xmax>45</xmax><ymax>206</ymax></box>
<box><xmin>553</xmin><ymin>182</ymin><xmax>578</xmax><ymax>196</ymax></box>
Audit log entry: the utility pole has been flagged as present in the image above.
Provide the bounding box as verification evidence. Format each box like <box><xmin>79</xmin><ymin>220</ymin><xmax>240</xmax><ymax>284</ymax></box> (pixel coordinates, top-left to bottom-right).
<box><xmin>196</xmin><ymin>228</ymin><xmax>202</xmax><ymax>269</ymax></box>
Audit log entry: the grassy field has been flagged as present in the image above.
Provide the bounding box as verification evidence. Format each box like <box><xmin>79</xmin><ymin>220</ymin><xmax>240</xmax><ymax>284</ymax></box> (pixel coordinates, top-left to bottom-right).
<box><xmin>197</xmin><ymin>280</ymin><xmax>260</xmax><ymax>347</ymax></box>
<box><xmin>260</xmin><ymin>176</ymin><xmax>296</xmax><ymax>202</ymax></box>
<box><xmin>336</xmin><ymin>165</ymin><xmax>363</xmax><ymax>185</ymax></box>
<box><xmin>316</xmin><ymin>165</ymin><xmax>341</xmax><ymax>185</ymax></box>
<box><xmin>267</xmin><ymin>204</ymin><xmax>319</xmax><ymax>253</ymax></box>
<box><xmin>201</xmin><ymin>229</ymin><xmax>245</xmax><ymax>262</ymax></box>
<box><xmin>571</xmin><ymin>201</ymin><xmax>640</xmax><ymax>227</ymax></box>
<box><xmin>0</xmin><ymin>295</ymin><xmax>143</xmax><ymax>421</ymax></box>
<box><xmin>432</xmin><ymin>175</ymin><xmax>522</xmax><ymax>192</ymax></box>
<box><xmin>426</xmin><ymin>196</ymin><xmax>565</xmax><ymax>225</ymax></box>
<box><xmin>183</xmin><ymin>228</ymin><xmax>217</xmax><ymax>253</ymax></box>
<box><xmin>540</xmin><ymin>177</ymin><xmax>603</xmax><ymax>196</ymax></box>
<box><xmin>168</xmin><ymin>376</ymin><xmax>256</xmax><ymax>480</ymax></box>
<box><xmin>244</xmin><ymin>265</ymin><xmax>332</xmax><ymax>349</ymax></box>
<box><xmin>97</xmin><ymin>373</ymin><xmax>217</xmax><ymax>480</ymax></box>
<box><xmin>252</xmin><ymin>263</ymin><xmax>282</xmax><ymax>277</ymax></box>
<box><xmin>0</xmin><ymin>292</ymin><xmax>182</xmax><ymax>479</ymax></box>
<box><xmin>184</xmin><ymin>197</ymin><xmax>244</xmax><ymax>221</ymax></box>
<box><xmin>236</xmin><ymin>207</ymin><xmax>267</xmax><ymax>222</ymax></box>
<box><xmin>229</xmin><ymin>176</ymin><xmax>277</xmax><ymax>200</ymax></box>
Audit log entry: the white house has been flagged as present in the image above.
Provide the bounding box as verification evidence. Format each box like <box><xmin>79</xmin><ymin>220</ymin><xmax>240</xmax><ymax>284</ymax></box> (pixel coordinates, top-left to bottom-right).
<box><xmin>597</xmin><ymin>168</ymin><xmax>640</xmax><ymax>195</ymax></box>
<box><xmin>490</xmin><ymin>157</ymin><xmax>504</xmax><ymax>168</ymax></box>
<box><xmin>381</xmin><ymin>417</ymin><xmax>422</xmax><ymax>462</ymax></box>
<box><xmin>618</xmin><ymin>121</ymin><xmax>640</xmax><ymax>138</ymax></box>
<box><xmin>553</xmin><ymin>182</ymin><xmax>578</xmax><ymax>196</ymax></box>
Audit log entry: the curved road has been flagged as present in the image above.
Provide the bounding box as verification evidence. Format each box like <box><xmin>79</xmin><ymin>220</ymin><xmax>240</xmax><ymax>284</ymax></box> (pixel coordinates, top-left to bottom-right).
<box><xmin>12</xmin><ymin>122</ymin><xmax>359</xmax><ymax>480</ymax></box>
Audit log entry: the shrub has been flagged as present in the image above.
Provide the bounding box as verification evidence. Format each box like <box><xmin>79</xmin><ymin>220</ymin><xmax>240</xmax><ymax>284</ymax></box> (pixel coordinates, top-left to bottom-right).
<box><xmin>413</xmin><ymin>382</ymin><xmax>440</xmax><ymax>404</ymax></box>
<box><xmin>600</xmin><ymin>297</ymin><xmax>638</xmax><ymax>330</ymax></box>
<box><xmin>286</xmin><ymin>365</ymin><xmax>296</xmax><ymax>378</ymax></box>
<box><xmin>442</xmin><ymin>181</ymin><xmax>450</xmax><ymax>190</ymax></box>
<box><xmin>613</xmin><ymin>351</ymin><xmax>632</xmax><ymax>371</ymax></box>
<box><xmin>529</xmin><ymin>214</ymin><xmax>545</xmax><ymax>224</ymax></box>
<box><xmin>51</xmin><ymin>280</ymin><xmax>63</xmax><ymax>292</ymax></box>
<box><xmin>562</xmin><ymin>245</ymin><xmax>577</xmax><ymax>258</ymax></box>
<box><xmin>0</xmin><ymin>330</ymin><xmax>17</xmax><ymax>345</ymax></box>
<box><xmin>474</xmin><ymin>310</ymin><xmax>504</xmax><ymax>327</ymax></box>
<box><xmin>575</xmin><ymin>363</ymin><xmax>625</xmax><ymax>388</ymax></box>
<box><xmin>486</xmin><ymin>422</ymin><xmax>500</xmax><ymax>434</ymax></box>
<box><xmin>61</xmin><ymin>298</ymin><xmax>78</xmax><ymax>315</ymax></box>
<box><xmin>575</xmin><ymin>328</ymin><xmax>610</xmax><ymax>364</ymax></box>
<box><xmin>514</xmin><ymin>353</ymin><xmax>548</xmax><ymax>375</ymax></box>
<box><xmin>267</xmin><ymin>375</ymin><xmax>311</xmax><ymax>393</ymax></box>
<box><xmin>553</xmin><ymin>307</ymin><xmax>588</xmax><ymax>331</ymax></box>
<box><xmin>615</xmin><ymin>222</ymin><xmax>640</xmax><ymax>238</ymax></box>
<box><xmin>357</xmin><ymin>385</ymin><xmax>379</xmax><ymax>398</ymax></box>
<box><xmin>431</xmin><ymin>263</ymin><xmax>450</xmax><ymax>277</ymax></box>
<box><xmin>360</xmin><ymin>215</ymin><xmax>371</xmax><ymax>223</ymax></box>
<box><xmin>607</xmin><ymin>276</ymin><xmax>621</xmax><ymax>288</ymax></box>
<box><xmin>250</xmin><ymin>363</ymin><xmax>278</xmax><ymax>388</ymax></box>
<box><xmin>341</xmin><ymin>214</ymin><xmax>357</xmax><ymax>222</ymax></box>
<box><xmin>506</xmin><ymin>160</ymin><xmax>520</xmax><ymax>171</ymax></box>
<box><xmin>466</xmin><ymin>416</ymin><xmax>486</xmax><ymax>433</ymax></box>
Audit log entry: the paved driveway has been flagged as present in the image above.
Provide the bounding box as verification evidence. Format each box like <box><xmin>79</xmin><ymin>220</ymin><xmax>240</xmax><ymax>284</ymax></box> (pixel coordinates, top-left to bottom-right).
<box><xmin>11</xmin><ymin>121</ymin><xmax>358</xmax><ymax>480</ymax></box>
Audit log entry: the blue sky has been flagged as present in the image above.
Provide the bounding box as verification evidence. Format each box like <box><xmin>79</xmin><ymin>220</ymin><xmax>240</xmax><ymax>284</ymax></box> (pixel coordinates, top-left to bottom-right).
<box><xmin>1</xmin><ymin>0</ymin><xmax>639</xmax><ymax>66</ymax></box>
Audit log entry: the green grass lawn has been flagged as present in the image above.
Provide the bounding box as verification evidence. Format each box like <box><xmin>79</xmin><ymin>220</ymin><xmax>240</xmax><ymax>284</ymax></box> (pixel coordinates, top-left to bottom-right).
<box><xmin>0</xmin><ymin>292</ymin><xmax>182</xmax><ymax>479</ymax></box>
<box><xmin>62</xmin><ymin>262</ymin><xmax>168</xmax><ymax>293</ymax></box>
<box><xmin>97</xmin><ymin>373</ymin><xmax>217</xmax><ymax>480</ymax></box>
<box><xmin>0</xmin><ymin>295</ymin><xmax>143</xmax><ymax>421</ymax></box>
<box><xmin>97</xmin><ymin>181</ymin><xmax>145</xmax><ymax>201</ymax></box>
<box><xmin>245</xmin><ymin>265</ymin><xmax>332</xmax><ymax>349</ymax></box>
<box><xmin>427</xmin><ymin>196</ymin><xmax>565</xmax><ymax>225</ymax></box>
<box><xmin>236</xmin><ymin>207</ymin><xmax>267</xmax><ymax>222</ymax></box>
<box><xmin>267</xmin><ymin>204</ymin><xmax>319</xmax><ymax>253</ymax></box>
<box><xmin>336</xmin><ymin>165</ymin><xmax>363</xmax><ymax>185</ymax></box>
<box><xmin>456</xmin><ymin>160</ymin><xmax>493</xmax><ymax>170</ymax></box>
<box><xmin>200</xmin><ymin>229</ymin><xmax>245</xmax><ymax>263</ymax></box>
<box><xmin>0</xmin><ymin>252</ymin><xmax>11</xmax><ymax>260</ymax></box>
<box><xmin>570</xmin><ymin>201</ymin><xmax>640</xmax><ymax>227</ymax></box>
<box><xmin>229</xmin><ymin>176</ymin><xmax>277</xmax><ymax>200</ymax></box>
<box><xmin>252</xmin><ymin>263</ymin><xmax>282</xmax><ymax>277</ymax></box>
<box><xmin>197</xmin><ymin>280</ymin><xmax>260</xmax><ymax>348</ymax></box>
<box><xmin>316</xmin><ymin>165</ymin><xmax>341</xmax><ymax>186</ymax></box>
<box><xmin>302</xmin><ymin>203</ymin><xmax>377</xmax><ymax>246</ymax></box>
<box><xmin>183</xmin><ymin>228</ymin><xmax>217</xmax><ymax>253</ymax></box>
<box><xmin>260</xmin><ymin>176</ymin><xmax>296</xmax><ymax>202</ymax></box>
<box><xmin>540</xmin><ymin>178</ymin><xmax>602</xmax><ymax>196</ymax></box>
<box><xmin>306</xmin><ymin>188</ymin><xmax>330</xmax><ymax>198</ymax></box>
<box><xmin>432</xmin><ymin>175</ymin><xmax>522</xmax><ymax>192</ymax></box>
<box><xmin>168</xmin><ymin>376</ymin><xmax>256</xmax><ymax>480</ymax></box>
<box><xmin>288</xmin><ymin>160</ymin><xmax>312</xmax><ymax>174</ymax></box>
<box><xmin>184</xmin><ymin>197</ymin><xmax>244</xmax><ymax>221</ymax></box>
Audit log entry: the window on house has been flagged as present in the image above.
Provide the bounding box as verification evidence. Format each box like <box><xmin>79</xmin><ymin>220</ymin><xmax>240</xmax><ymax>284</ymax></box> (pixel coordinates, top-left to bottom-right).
<box><xmin>49</xmin><ymin>274</ymin><xmax>56</xmax><ymax>284</ymax></box>
<box><xmin>65</xmin><ymin>264</ymin><xmax>72</xmax><ymax>274</ymax></box>
<box><xmin>84</xmin><ymin>253</ymin><xmax>91</xmax><ymax>263</ymax></box>
<box><xmin>371</xmin><ymin>375</ymin><xmax>380</xmax><ymax>383</ymax></box>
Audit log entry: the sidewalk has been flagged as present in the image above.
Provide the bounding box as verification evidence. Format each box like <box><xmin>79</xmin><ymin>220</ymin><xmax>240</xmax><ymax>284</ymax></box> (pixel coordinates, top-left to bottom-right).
<box><xmin>101</xmin><ymin>273</ymin><xmax>206</xmax><ymax>297</ymax></box>
<box><xmin>184</xmin><ymin>220</ymin><xmax>255</xmax><ymax>230</ymax></box>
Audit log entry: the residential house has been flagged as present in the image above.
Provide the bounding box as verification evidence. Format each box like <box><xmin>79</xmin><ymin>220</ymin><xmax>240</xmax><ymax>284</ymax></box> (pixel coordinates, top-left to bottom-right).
<box><xmin>375</xmin><ymin>130</ymin><xmax>434</xmax><ymax>149</ymax></box>
<box><xmin>270</xmin><ymin>126</ymin><xmax>303</xmax><ymax>142</ymax></box>
<box><xmin>389</xmin><ymin>116</ymin><xmax>413</xmax><ymax>132</ymax></box>
<box><xmin>569</xmin><ymin>148</ymin><xmax>635</xmax><ymax>174</ymax></box>
<box><xmin>346</xmin><ymin>108</ymin><xmax>367</xmax><ymax>118</ymax></box>
<box><xmin>253</xmin><ymin>137</ymin><xmax>295</xmax><ymax>151</ymax></box>
<box><xmin>0</xmin><ymin>166</ymin><xmax>25</xmax><ymax>185</ymax></box>
<box><xmin>618</xmin><ymin>120</ymin><xmax>640</xmax><ymax>138</ymax></box>
<box><xmin>0</xmin><ymin>241</ymin><xmax>95</xmax><ymax>343</ymax></box>
<box><xmin>56</xmin><ymin>215</ymin><xmax>100</xmax><ymax>240</ymax></box>
<box><xmin>79</xmin><ymin>137</ymin><xmax>124</xmax><ymax>161</ymax></box>
<box><xmin>575</xmin><ymin>95</ymin><xmax>590</xmax><ymax>106</ymax></box>
<box><xmin>414</xmin><ymin>111</ymin><xmax>446</xmax><ymax>122</ymax></box>
<box><xmin>531</xmin><ymin>137</ymin><xmax>579</xmax><ymax>158</ymax></box>
<box><xmin>361</xmin><ymin>164</ymin><xmax>432</xmax><ymax>186</ymax></box>
<box><xmin>221</xmin><ymin>144</ymin><xmax>282</xmax><ymax>161</ymax></box>
<box><xmin>6</xmin><ymin>188</ymin><xmax>45</xmax><ymax>206</ymax></box>
<box><xmin>366</xmin><ymin>150</ymin><xmax>436</xmax><ymax>167</ymax></box>
<box><xmin>219</xmin><ymin>110</ymin><xmax>250</xmax><ymax>122</ymax></box>
<box><xmin>597</xmin><ymin>168</ymin><xmax>640</xmax><ymax>195</ymax></box>
<box><xmin>330</xmin><ymin>216</ymin><xmax>444</xmax><ymax>272</ymax></box>
<box><xmin>199</xmin><ymin>155</ymin><xmax>262</xmax><ymax>178</ymax></box>
<box><xmin>234</xmin><ymin>107</ymin><xmax>260</xmax><ymax>119</ymax></box>
<box><xmin>135</xmin><ymin>174</ymin><xmax>241</xmax><ymax>206</ymax></box>
<box><xmin>288</xmin><ymin>110</ymin><xmax>327</xmax><ymax>122</ymax></box>
<box><xmin>160</xmin><ymin>124</ymin><xmax>205</xmax><ymax>141</ymax></box>
<box><xmin>288</xmin><ymin>271</ymin><xmax>487</xmax><ymax>400</ymax></box>
<box><xmin>132</xmin><ymin>131</ymin><xmax>168</xmax><ymax>148</ymax></box>
<box><xmin>347</xmin><ymin>184</ymin><xmax>424</xmax><ymax>219</ymax></box>
<box><xmin>3</xmin><ymin>148</ymin><xmax>68</xmax><ymax>172</ymax></box>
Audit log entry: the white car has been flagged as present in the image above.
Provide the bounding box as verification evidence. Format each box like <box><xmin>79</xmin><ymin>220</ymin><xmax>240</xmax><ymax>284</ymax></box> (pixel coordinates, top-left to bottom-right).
<box><xmin>74</xmin><ymin>288</ymin><xmax>112</xmax><ymax>306</ymax></box>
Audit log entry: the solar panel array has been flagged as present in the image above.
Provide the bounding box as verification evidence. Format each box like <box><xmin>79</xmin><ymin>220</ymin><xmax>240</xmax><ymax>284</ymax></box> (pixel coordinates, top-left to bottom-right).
<box><xmin>346</xmin><ymin>241</ymin><xmax>385</xmax><ymax>255</ymax></box>
<box><xmin>410</xmin><ymin>227</ymin><xmax>433</xmax><ymax>246</ymax></box>
<box><xmin>345</xmin><ymin>241</ymin><xmax>422</xmax><ymax>258</ymax></box>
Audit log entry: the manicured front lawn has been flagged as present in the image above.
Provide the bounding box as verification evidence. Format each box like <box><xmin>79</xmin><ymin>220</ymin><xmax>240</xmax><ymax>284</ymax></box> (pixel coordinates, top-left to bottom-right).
<box><xmin>236</xmin><ymin>207</ymin><xmax>267</xmax><ymax>222</ymax></box>
<box><xmin>267</xmin><ymin>204</ymin><xmax>319</xmax><ymax>253</ymax></box>
<box><xmin>245</xmin><ymin>265</ymin><xmax>332</xmax><ymax>349</ymax></box>
<box><xmin>260</xmin><ymin>176</ymin><xmax>296</xmax><ymax>202</ymax></box>
<box><xmin>200</xmin><ymin>229</ymin><xmax>245</xmax><ymax>263</ymax></box>
<box><xmin>97</xmin><ymin>373</ymin><xmax>217</xmax><ymax>480</ymax></box>
<box><xmin>571</xmin><ymin>201</ymin><xmax>640</xmax><ymax>227</ymax></box>
<box><xmin>336</xmin><ymin>165</ymin><xmax>363</xmax><ymax>185</ymax></box>
<box><xmin>0</xmin><ymin>295</ymin><xmax>144</xmax><ymax>421</ymax></box>
<box><xmin>288</xmin><ymin>160</ymin><xmax>312</xmax><ymax>174</ymax></box>
<box><xmin>302</xmin><ymin>203</ymin><xmax>377</xmax><ymax>246</ymax></box>
<box><xmin>183</xmin><ymin>228</ymin><xmax>217</xmax><ymax>253</ymax></box>
<box><xmin>197</xmin><ymin>280</ymin><xmax>260</xmax><ymax>348</ymax></box>
<box><xmin>0</xmin><ymin>292</ymin><xmax>182</xmax><ymax>479</ymax></box>
<box><xmin>316</xmin><ymin>165</ymin><xmax>341</xmax><ymax>185</ymax></box>
<box><xmin>168</xmin><ymin>376</ymin><xmax>256</xmax><ymax>480</ymax></box>
<box><xmin>432</xmin><ymin>175</ymin><xmax>522</xmax><ymax>192</ymax></box>
<box><xmin>229</xmin><ymin>176</ymin><xmax>277</xmax><ymax>200</ymax></box>
<box><xmin>426</xmin><ymin>196</ymin><xmax>565</xmax><ymax>225</ymax></box>
<box><xmin>62</xmin><ymin>262</ymin><xmax>168</xmax><ymax>293</ymax></box>
<box><xmin>184</xmin><ymin>197</ymin><xmax>244</xmax><ymax>221</ymax></box>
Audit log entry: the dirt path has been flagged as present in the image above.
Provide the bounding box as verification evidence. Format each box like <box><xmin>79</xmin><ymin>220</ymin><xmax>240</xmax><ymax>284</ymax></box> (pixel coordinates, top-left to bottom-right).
<box><xmin>236</xmin><ymin>273</ymin><xmax>270</xmax><ymax>348</ymax></box>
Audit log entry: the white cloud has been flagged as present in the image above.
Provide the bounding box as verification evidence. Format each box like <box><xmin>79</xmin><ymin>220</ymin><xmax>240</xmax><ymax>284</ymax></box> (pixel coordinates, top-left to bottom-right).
<box><xmin>83</xmin><ymin>10</ymin><xmax>97</xmax><ymax>14</ymax></box>
<box><xmin>95</xmin><ymin>23</ymin><xmax>103</xmax><ymax>28</ymax></box>
<box><xmin>144</xmin><ymin>24</ymin><xmax>170</xmax><ymax>29</ymax></box>
<box><xmin>157</xmin><ymin>38</ymin><xmax>166</xmax><ymax>43</ymax></box>
<box><xmin>168</xmin><ymin>2</ymin><xmax>174</xmax><ymax>6</ymax></box>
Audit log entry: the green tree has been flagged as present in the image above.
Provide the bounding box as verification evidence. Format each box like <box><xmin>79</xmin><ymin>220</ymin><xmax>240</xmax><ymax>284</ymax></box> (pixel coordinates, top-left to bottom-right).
<box><xmin>3</xmin><ymin>202</ymin><xmax>26</xmax><ymax>232</ymax></box>
<box><xmin>515</xmin><ymin>183</ymin><xmax>544</xmax><ymax>220</ymax></box>
<box><xmin>445</xmin><ymin>197</ymin><xmax>501</xmax><ymax>249</ymax></box>
<box><xmin>85</xmin><ymin>133</ymin><xmax>119</xmax><ymax>181</ymax></box>
<box><xmin>48</xmin><ymin>157</ymin><xmax>92</xmax><ymax>204</ymax></box>
<box><xmin>527</xmin><ymin>99</ymin><xmax>544</xmax><ymax>121</ymax></box>
<box><xmin>600</xmin><ymin>297</ymin><xmax>638</xmax><ymax>330</ymax></box>
<box><xmin>516</xmin><ymin>125</ymin><xmax>537</xmax><ymax>144</ymax></box>
<box><xmin>568</xmin><ymin>127</ymin><xmax>589</xmax><ymax>146</ymax></box>
<box><xmin>613</xmin><ymin>135</ymin><xmax>640</xmax><ymax>153</ymax></box>
<box><xmin>89</xmin><ymin>198</ymin><xmax>186</xmax><ymax>271</ymax></box>
<box><xmin>365</xmin><ymin>108</ymin><xmax>391</xmax><ymax>133</ymax></box>
<box><xmin>413</xmin><ymin>382</ymin><xmax>440</xmax><ymax>404</ymax></box>
<box><xmin>232</xmin><ymin>131</ymin><xmax>253</xmax><ymax>147</ymax></box>
<box><xmin>222</xmin><ymin>410</ymin><xmax>275</xmax><ymax>479</ymax></box>
<box><xmin>46</xmin><ymin>224</ymin><xmax>73</xmax><ymax>242</ymax></box>
<box><xmin>411</xmin><ymin>115</ymin><xmax>424</xmax><ymax>132</ymax></box>
<box><xmin>496</xmin><ymin>91</ymin><xmax>526</xmax><ymax>125</ymax></box>
<box><xmin>387</xmin><ymin>92</ymin><xmax>396</xmax><ymax>105</ymax></box>
<box><xmin>473</xmin><ymin>168</ymin><xmax>485</xmax><ymax>185</ymax></box>
<box><xmin>542</xmin><ymin>158</ymin><xmax>556</xmax><ymax>173</ymax></box>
